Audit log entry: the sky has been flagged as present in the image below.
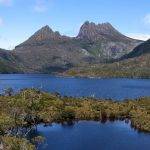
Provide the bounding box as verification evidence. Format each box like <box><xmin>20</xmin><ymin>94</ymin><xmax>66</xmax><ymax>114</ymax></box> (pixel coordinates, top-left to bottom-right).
<box><xmin>0</xmin><ymin>0</ymin><xmax>150</xmax><ymax>49</ymax></box>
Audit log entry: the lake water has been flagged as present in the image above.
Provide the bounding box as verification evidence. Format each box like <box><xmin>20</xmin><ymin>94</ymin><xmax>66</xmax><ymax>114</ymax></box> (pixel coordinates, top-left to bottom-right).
<box><xmin>0</xmin><ymin>74</ymin><xmax>150</xmax><ymax>149</ymax></box>
<box><xmin>0</xmin><ymin>74</ymin><xmax>150</xmax><ymax>100</ymax></box>
<box><xmin>29</xmin><ymin>121</ymin><xmax>150</xmax><ymax>150</ymax></box>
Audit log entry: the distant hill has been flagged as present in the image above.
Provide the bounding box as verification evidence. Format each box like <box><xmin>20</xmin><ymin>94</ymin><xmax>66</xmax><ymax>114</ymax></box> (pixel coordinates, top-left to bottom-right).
<box><xmin>11</xmin><ymin>21</ymin><xmax>141</xmax><ymax>73</ymax></box>
<box><xmin>120</xmin><ymin>39</ymin><xmax>150</xmax><ymax>60</ymax></box>
<box><xmin>0</xmin><ymin>49</ymin><xmax>20</xmax><ymax>73</ymax></box>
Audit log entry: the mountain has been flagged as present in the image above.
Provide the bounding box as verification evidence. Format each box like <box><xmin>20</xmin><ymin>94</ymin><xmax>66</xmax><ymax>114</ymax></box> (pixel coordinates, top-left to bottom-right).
<box><xmin>13</xmin><ymin>25</ymin><xmax>97</xmax><ymax>73</ymax></box>
<box><xmin>11</xmin><ymin>22</ymin><xmax>141</xmax><ymax>73</ymax></box>
<box><xmin>120</xmin><ymin>39</ymin><xmax>150</xmax><ymax>60</ymax></box>
<box><xmin>75</xmin><ymin>21</ymin><xmax>141</xmax><ymax>59</ymax></box>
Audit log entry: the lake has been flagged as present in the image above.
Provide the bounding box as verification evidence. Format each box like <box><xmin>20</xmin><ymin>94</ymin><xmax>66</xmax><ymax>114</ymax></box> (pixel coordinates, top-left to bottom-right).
<box><xmin>0</xmin><ymin>74</ymin><xmax>150</xmax><ymax>149</ymax></box>
<box><xmin>29</xmin><ymin>121</ymin><xmax>150</xmax><ymax>150</ymax></box>
<box><xmin>0</xmin><ymin>74</ymin><xmax>150</xmax><ymax>100</ymax></box>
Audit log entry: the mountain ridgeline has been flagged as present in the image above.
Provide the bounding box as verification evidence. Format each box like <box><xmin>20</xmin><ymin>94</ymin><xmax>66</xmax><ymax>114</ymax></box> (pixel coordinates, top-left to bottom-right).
<box><xmin>0</xmin><ymin>21</ymin><xmax>147</xmax><ymax>74</ymax></box>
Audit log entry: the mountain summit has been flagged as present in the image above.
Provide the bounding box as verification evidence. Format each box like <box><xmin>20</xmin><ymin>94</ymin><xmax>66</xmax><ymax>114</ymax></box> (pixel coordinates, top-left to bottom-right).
<box><xmin>0</xmin><ymin>21</ymin><xmax>143</xmax><ymax>73</ymax></box>
<box><xmin>77</xmin><ymin>21</ymin><xmax>133</xmax><ymax>42</ymax></box>
<box><xmin>16</xmin><ymin>25</ymin><xmax>70</xmax><ymax>48</ymax></box>
<box><xmin>29</xmin><ymin>25</ymin><xmax>61</xmax><ymax>41</ymax></box>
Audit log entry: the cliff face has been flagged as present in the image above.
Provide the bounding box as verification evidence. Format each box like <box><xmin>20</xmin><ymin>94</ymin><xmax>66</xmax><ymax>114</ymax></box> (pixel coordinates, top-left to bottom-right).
<box><xmin>76</xmin><ymin>21</ymin><xmax>141</xmax><ymax>60</ymax></box>
<box><xmin>0</xmin><ymin>22</ymin><xmax>143</xmax><ymax>73</ymax></box>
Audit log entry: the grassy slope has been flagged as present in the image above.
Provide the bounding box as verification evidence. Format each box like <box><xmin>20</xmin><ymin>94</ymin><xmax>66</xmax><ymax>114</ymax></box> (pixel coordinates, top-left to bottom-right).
<box><xmin>65</xmin><ymin>53</ymin><xmax>150</xmax><ymax>78</ymax></box>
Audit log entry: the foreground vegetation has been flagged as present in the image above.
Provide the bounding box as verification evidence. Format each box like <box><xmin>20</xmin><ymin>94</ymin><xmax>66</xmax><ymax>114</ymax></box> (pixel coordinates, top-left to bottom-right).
<box><xmin>0</xmin><ymin>89</ymin><xmax>150</xmax><ymax>149</ymax></box>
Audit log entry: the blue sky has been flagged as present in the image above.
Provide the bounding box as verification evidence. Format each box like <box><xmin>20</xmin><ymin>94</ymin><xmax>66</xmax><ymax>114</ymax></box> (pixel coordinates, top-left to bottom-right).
<box><xmin>0</xmin><ymin>0</ymin><xmax>150</xmax><ymax>49</ymax></box>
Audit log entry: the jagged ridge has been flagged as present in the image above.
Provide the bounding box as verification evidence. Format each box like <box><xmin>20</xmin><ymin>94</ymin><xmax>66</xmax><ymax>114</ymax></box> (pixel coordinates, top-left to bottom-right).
<box><xmin>77</xmin><ymin>21</ymin><xmax>133</xmax><ymax>42</ymax></box>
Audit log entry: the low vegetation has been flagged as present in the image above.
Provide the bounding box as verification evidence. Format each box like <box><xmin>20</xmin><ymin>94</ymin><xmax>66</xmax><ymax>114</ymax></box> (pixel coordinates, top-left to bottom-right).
<box><xmin>0</xmin><ymin>89</ymin><xmax>150</xmax><ymax>149</ymax></box>
<box><xmin>65</xmin><ymin>54</ymin><xmax>150</xmax><ymax>78</ymax></box>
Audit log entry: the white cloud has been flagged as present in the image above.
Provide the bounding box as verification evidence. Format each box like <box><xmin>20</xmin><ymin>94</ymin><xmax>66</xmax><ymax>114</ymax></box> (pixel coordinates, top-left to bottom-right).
<box><xmin>0</xmin><ymin>17</ymin><xmax>4</xmax><ymax>26</ymax></box>
<box><xmin>127</xmin><ymin>33</ymin><xmax>150</xmax><ymax>41</ymax></box>
<box><xmin>34</xmin><ymin>0</ymin><xmax>47</xmax><ymax>13</ymax></box>
<box><xmin>143</xmin><ymin>14</ymin><xmax>150</xmax><ymax>25</ymax></box>
<box><xmin>0</xmin><ymin>0</ymin><xmax>12</xmax><ymax>6</ymax></box>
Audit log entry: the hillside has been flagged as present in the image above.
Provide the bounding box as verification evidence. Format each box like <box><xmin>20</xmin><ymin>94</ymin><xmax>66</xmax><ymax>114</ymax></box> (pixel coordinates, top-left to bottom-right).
<box><xmin>0</xmin><ymin>49</ymin><xmax>20</xmax><ymax>73</ymax></box>
<box><xmin>65</xmin><ymin>39</ymin><xmax>150</xmax><ymax>78</ymax></box>
<box><xmin>65</xmin><ymin>54</ymin><xmax>150</xmax><ymax>78</ymax></box>
<box><xmin>121</xmin><ymin>39</ymin><xmax>150</xmax><ymax>60</ymax></box>
<box><xmin>12</xmin><ymin>22</ymin><xmax>141</xmax><ymax>73</ymax></box>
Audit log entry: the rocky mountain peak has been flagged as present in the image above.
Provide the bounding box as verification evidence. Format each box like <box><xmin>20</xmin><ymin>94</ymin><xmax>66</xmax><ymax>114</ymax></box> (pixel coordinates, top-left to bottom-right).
<box><xmin>77</xmin><ymin>21</ymin><xmax>129</xmax><ymax>42</ymax></box>
<box><xmin>30</xmin><ymin>25</ymin><xmax>61</xmax><ymax>41</ymax></box>
<box><xmin>38</xmin><ymin>25</ymin><xmax>53</xmax><ymax>34</ymax></box>
<box><xmin>81</xmin><ymin>21</ymin><xmax>113</xmax><ymax>29</ymax></box>
<box><xmin>37</xmin><ymin>25</ymin><xmax>61</xmax><ymax>36</ymax></box>
<box><xmin>42</xmin><ymin>25</ymin><xmax>51</xmax><ymax>29</ymax></box>
<box><xmin>17</xmin><ymin>25</ymin><xmax>63</xmax><ymax>47</ymax></box>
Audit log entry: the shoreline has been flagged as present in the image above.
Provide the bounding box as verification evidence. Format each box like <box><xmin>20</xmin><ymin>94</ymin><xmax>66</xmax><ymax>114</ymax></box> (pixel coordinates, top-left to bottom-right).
<box><xmin>58</xmin><ymin>74</ymin><xmax>150</xmax><ymax>79</ymax></box>
<box><xmin>0</xmin><ymin>73</ymin><xmax>150</xmax><ymax>80</ymax></box>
